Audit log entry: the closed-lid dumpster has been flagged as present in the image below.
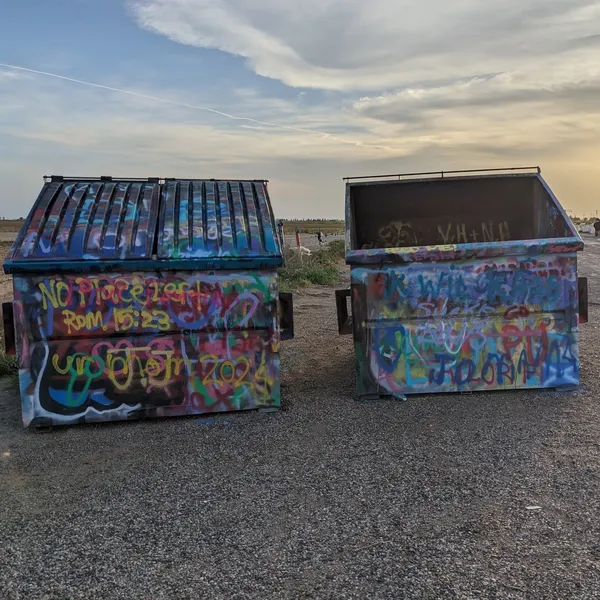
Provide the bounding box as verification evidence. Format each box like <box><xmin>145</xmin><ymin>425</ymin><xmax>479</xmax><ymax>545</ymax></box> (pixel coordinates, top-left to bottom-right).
<box><xmin>336</xmin><ymin>167</ymin><xmax>587</xmax><ymax>399</ymax></box>
<box><xmin>3</xmin><ymin>176</ymin><xmax>293</xmax><ymax>428</ymax></box>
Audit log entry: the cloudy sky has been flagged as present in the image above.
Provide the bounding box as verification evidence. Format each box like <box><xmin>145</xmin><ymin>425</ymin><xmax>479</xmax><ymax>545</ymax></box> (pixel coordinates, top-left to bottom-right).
<box><xmin>1</xmin><ymin>0</ymin><xmax>600</xmax><ymax>219</ymax></box>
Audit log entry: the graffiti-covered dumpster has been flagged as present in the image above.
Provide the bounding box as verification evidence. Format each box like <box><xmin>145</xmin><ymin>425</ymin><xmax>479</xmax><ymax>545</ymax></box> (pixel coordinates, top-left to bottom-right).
<box><xmin>336</xmin><ymin>167</ymin><xmax>587</xmax><ymax>399</ymax></box>
<box><xmin>3</xmin><ymin>176</ymin><xmax>293</xmax><ymax>429</ymax></box>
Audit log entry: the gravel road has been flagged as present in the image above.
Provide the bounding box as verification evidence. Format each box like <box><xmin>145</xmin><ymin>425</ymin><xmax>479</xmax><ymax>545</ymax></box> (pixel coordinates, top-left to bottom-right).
<box><xmin>1</xmin><ymin>238</ymin><xmax>600</xmax><ymax>599</ymax></box>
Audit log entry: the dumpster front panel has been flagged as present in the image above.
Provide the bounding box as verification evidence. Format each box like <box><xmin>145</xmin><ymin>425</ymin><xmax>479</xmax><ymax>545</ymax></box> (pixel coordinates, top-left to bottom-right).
<box><xmin>13</xmin><ymin>270</ymin><xmax>281</xmax><ymax>427</ymax></box>
<box><xmin>13</xmin><ymin>271</ymin><xmax>276</xmax><ymax>340</ymax></box>
<box><xmin>350</xmin><ymin>252</ymin><xmax>580</xmax><ymax>396</ymax></box>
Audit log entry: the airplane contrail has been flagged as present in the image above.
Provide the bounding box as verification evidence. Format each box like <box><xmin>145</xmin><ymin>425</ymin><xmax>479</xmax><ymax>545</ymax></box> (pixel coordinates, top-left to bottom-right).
<box><xmin>0</xmin><ymin>62</ymin><xmax>386</xmax><ymax>149</ymax></box>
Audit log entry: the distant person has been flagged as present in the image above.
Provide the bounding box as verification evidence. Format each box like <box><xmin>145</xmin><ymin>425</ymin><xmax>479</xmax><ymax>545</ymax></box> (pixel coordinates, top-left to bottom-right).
<box><xmin>295</xmin><ymin>226</ymin><xmax>301</xmax><ymax>248</ymax></box>
<box><xmin>594</xmin><ymin>220</ymin><xmax>600</xmax><ymax>238</ymax></box>
<box><xmin>317</xmin><ymin>231</ymin><xmax>323</xmax><ymax>247</ymax></box>
<box><xmin>276</xmin><ymin>219</ymin><xmax>284</xmax><ymax>245</ymax></box>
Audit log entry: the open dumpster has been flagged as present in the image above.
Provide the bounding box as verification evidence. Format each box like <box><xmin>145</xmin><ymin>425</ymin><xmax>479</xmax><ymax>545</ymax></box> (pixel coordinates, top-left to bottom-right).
<box><xmin>336</xmin><ymin>167</ymin><xmax>587</xmax><ymax>399</ymax></box>
<box><xmin>3</xmin><ymin>176</ymin><xmax>293</xmax><ymax>429</ymax></box>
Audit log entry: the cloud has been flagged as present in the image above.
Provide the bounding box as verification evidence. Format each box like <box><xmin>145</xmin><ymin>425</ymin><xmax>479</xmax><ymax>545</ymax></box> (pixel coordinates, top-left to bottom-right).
<box><xmin>129</xmin><ymin>0</ymin><xmax>600</xmax><ymax>90</ymax></box>
<box><xmin>0</xmin><ymin>66</ymin><xmax>403</xmax><ymax>219</ymax></box>
<box><xmin>0</xmin><ymin>70</ymin><xmax>27</xmax><ymax>83</ymax></box>
<box><xmin>0</xmin><ymin>63</ymin><xmax>333</xmax><ymax>136</ymax></box>
<box><xmin>4</xmin><ymin>0</ymin><xmax>600</xmax><ymax>223</ymax></box>
<box><xmin>355</xmin><ymin>70</ymin><xmax>600</xmax><ymax>124</ymax></box>
<box><xmin>344</xmin><ymin>40</ymin><xmax>600</xmax><ymax>168</ymax></box>
<box><xmin>0</xmin><ymin>63</ymin><xmax>400</xmax><ymax>154</ymax></box>
<box><xmin>125</xmin><ymin>0</ymin><xmax>600</xmax><ymax>210</ymax></box>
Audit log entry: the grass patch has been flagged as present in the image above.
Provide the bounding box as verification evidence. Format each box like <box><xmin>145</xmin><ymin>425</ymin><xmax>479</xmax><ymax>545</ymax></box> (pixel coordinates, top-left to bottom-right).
<box><xmin>278</xmin><ymin>240</ymin><xmax>345</xmax><ymax>291</ymax></box>
<box><xmin>0</xmin><ymin>353</ymin><xmax>18</xmax><ymax>379</ymax></box>
<box><xmin>0</xmin><ymin>219</ymin><xmax>25</xmax><ymax>232</ymax></box>
<box><xmin>278</xmin><ymin>263</ymin><xmax>339</xmax><ymax>291</ymax></box>
<box><xmin>282</xmin><ymin>219</ymin><xmax>344</xmax><ymax>235</ymax></box>
<box><xmin>325</xmin><ymin>239</ymin><xmax>345</xmax><ymax>260</ymax></box>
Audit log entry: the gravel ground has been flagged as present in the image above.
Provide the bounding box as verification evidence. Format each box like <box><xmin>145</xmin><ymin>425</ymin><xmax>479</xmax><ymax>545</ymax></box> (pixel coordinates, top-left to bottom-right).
<box><xmin>1</xmin><ymin>238</ymin><xmax>600</xmax><ymax>599</ymax></box>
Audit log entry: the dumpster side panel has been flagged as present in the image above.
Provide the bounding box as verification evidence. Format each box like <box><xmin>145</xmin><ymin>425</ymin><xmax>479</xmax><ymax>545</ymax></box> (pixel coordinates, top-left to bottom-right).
<box><xmin>351</xmin><ymin>253</ymin><xmax>579</xmax><ymax>396</ymax></box>
<box><xmin>13</xmin><ymin>271</ymin><xmax>280</xmax><ymax>427</ymax></box>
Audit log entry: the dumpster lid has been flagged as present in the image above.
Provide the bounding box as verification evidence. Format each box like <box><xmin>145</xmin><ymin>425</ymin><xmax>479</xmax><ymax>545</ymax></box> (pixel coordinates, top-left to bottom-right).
<box><xmin>4</xmin><ymin>177</ymin><xmax>283</xmax><ymax>274</ymax></box>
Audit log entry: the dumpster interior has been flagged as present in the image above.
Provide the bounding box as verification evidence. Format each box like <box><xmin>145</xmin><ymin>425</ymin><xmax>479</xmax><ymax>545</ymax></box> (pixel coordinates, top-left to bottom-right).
<box><xmin>349</xmin><ymin>175</ymin><xmax>573</xmax><ymax>250</ymax></box>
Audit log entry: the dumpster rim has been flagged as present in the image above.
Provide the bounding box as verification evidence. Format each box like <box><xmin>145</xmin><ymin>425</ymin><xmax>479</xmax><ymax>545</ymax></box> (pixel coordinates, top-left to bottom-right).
<box><xmin>2</xmin><ymin>255</ymin><xmax>284</xmax><ymax>275</ymax></box>
<box><xmin>344</xmin><ymin>236</ymin><xmax>584</xmax><ymax>265</ymax></box>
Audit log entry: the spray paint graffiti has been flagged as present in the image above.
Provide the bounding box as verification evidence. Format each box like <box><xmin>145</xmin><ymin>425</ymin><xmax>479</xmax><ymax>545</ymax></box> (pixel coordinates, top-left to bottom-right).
<box><xmin>16</xmin><ymin>273</ymin><xmax>274</xmax><ymax>339</ymax></box>
<box><xmin>351</xmin><ymin>254</ymin><xmax>580</xmax><ymax>395</ymax></box>
<box><xmin>436</xmin><ymin>221</ymin><xmax>510</xmax><ymax>244</ymax></box>
<box><xmin>377</xmin><ymin>221</ymin><xmax>419</xmax><ymax>248</ymax></box>
<box><xmin>14</xmin><ymin>271</ymin><xmax>281</xmax><ymax>426</ymax></box>
<box><xmin>362</xmin><ymin>220</ymin><xmax>512</xmax><ymax>249</ymax></box>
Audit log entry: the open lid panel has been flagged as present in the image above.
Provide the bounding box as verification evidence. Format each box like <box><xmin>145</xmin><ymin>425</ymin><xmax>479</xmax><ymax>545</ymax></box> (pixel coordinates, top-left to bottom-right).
<box><xmin>4</xmin><ymin>176</ymin><xmax>283</xmax><ymax>274</ymax></box>
<box><xmin>344</xmin><ymin>168</ymin><xmax>582</xmax><ymax>265</ymax></box>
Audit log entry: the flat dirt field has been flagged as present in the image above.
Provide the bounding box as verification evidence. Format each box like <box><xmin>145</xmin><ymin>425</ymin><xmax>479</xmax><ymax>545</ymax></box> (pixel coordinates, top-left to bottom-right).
<box><xmin>1</xmin><ymin>234</ymin><xmax>600</xmax><ymax>599</ymax></box>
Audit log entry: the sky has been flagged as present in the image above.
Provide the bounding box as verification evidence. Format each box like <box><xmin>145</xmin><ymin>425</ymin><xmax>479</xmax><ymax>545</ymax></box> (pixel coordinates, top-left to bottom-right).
<box><xmin>1</xmin><ymin>0</ymin><xmax>600</xmax><ymax>219</ymax></box>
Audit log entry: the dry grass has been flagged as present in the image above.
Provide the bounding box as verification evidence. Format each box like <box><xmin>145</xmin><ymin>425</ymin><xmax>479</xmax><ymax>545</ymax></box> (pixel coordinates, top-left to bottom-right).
<box><xmin>278</xmin><ymin>240</ymin><xmax>345</xmax><ymax>291</ymax></box>
<box><xmin>282</xmin><ymin>219</ymin><xmax>344</xmax><ymax>235</ymax></box>
<box><xmin>0</xmin><ymin>220</ymin><xmax>24</xmax><ymax>232</ymax></box>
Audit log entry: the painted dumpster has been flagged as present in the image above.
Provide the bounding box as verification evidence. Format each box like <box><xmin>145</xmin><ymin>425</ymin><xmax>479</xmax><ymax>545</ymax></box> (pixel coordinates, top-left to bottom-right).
<box><xmin>3</xmin><ymin>176</ymin><xmax>293</xmax><ymax>428</ymax></box>
<box><xmin>336</xmin><ymin>167</ymin><xmax>588</xmax><ymax>399</ymax></box>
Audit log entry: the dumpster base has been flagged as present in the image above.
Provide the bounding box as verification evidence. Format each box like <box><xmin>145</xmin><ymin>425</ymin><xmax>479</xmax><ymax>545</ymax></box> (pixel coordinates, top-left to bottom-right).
<box><xmin>356</xmin><ymin>385</ymin><xmax>580</xmax><ymax>406</ymax></box>
<box><xmin>359</xmin><ymin>392</ymin><xmax>407</xmax><ymax>402</ymax></box>
<box><xmin>24</xmin><ymin>401</ymin><xmax>280</xmax><ymax>430</ymax></box>
<box><xmin>543</xmin><ymin>384</ymin><xmax>579</xmax><ymax>394</ymax></box>
<box><xmin>31</xmin><ymin>417</ymin><xmax>53</xmax><ymax>433</ymax></box>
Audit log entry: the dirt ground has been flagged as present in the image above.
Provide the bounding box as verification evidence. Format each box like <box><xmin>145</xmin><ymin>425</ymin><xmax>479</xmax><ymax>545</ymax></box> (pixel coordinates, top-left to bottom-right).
<box><xmin>1</xmin><ymin>236</ymin><xmax>600</xmax><ymax>599</ymax></box>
